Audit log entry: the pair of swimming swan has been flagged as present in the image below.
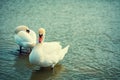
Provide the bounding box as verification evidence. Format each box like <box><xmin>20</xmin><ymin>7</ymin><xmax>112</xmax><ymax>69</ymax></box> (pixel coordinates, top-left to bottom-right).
<box><xmin>14</xmin><ymin>25</ymin><xmax>69</xmax><ymax>68</ymax></box>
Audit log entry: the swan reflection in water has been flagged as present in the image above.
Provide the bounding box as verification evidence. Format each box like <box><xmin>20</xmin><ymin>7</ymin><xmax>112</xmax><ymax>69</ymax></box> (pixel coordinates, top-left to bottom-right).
<box><xmin>30</xmin><ymin>64</ymin><xmax>64</xmax><ymax>80</ymax></box>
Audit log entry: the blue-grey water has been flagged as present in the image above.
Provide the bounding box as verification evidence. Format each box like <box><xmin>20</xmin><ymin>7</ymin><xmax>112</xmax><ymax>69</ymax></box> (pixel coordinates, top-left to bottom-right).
<box><xmin>0</xmin><ymin>0</ymin><xmax>120</xmax><ymax>80</ymax></box>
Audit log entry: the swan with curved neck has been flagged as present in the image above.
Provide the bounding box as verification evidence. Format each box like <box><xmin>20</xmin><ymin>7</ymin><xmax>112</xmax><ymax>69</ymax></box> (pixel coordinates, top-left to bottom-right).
<box><xmin>29</xmin><ymin>28</ymin><xmax>70</xmax><ymax>68</ymax></box>
<box><xmin>14</xmin><ymin>25</ymin><xmax>36</xmax><ymax>53</ymax></box>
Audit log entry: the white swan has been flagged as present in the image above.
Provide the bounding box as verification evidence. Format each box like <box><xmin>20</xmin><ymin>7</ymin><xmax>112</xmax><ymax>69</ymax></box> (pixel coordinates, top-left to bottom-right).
<box><xmin>14</xmin><ymin>25</ymin><xmax>36</xmax><ymax>53</ymax></box>
<box><xmin>29</xmin><ymin>28</ymin><xmax>69</xmax><ymax>68</ymax></box>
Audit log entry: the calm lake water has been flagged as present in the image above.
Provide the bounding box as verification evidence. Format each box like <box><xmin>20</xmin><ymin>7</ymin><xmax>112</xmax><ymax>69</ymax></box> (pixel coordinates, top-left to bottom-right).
<box><xmin>0</xmin><ymin>0</ymin><xmax>120</xmax><ymax>80</ymax></box>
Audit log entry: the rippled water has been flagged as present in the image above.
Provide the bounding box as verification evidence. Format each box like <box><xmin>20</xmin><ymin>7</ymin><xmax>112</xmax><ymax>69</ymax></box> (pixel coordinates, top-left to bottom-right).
<box><xmin>0</xmin><ymin>0</ymin><xmax>120</xmax><ymax>80</ymax></box>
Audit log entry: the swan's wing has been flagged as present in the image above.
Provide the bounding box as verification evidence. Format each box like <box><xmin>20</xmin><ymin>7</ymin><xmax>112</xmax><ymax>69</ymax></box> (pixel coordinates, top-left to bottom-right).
<box><xmin>44</xmin><ymin>42</ymin><xmax>62</xmax><ymax>48</ymax></box>
<box><xmin>14</xmin><ymin>31</ymin><xmax>33</xmax><ymax>46</ymax></box>
<box><xmin>17</xmin><ymin>31</ymin><xmax>33</xmax><ymax>42</ymax></box>
<box><xmin>39</xmin><ymin>42</ymin><xmax>62</xmax><ymax>62</ymax></box>
<box><xmin>42</xmin><ymin>43</ymin><xmax>69</xmax><ymax>62</ymax></box>
<box><xmin>43</xmin><ymin>42</ymin><xmax>62</xmax><ymax>52</ymax></box>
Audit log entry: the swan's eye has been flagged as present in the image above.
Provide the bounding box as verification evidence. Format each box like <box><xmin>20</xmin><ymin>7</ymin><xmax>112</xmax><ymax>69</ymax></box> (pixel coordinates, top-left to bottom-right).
<box><xmin>26</xmin><ymin>29</ymin><xmax>30</xmax><ymax>33</ymax></box>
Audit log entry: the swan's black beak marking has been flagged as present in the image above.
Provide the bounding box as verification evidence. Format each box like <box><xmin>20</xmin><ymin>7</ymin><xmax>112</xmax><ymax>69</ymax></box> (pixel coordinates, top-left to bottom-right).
<box><xmin>26</xmin><ymin>29</ymin><xmax>30</xmax><ymax>33</ymax></box>
<box><xmin>39</xmin><ymin>34</ymin><xmax>43</xmax><ymax>38</ymax></box>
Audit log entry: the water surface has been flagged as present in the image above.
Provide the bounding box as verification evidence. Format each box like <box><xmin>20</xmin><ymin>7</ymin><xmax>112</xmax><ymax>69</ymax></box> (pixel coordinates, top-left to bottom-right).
<box><xmin>0</xmin><ymin>0</ymin><xmax>120</xmax><ymax>80</ymax></box>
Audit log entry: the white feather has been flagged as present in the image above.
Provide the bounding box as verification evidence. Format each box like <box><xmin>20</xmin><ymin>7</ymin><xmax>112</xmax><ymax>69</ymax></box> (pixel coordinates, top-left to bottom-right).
<box><xmin>29</xmin><ymin>42</ymin><xmax>69</xmax><ymax>67</ymax></box>
<box><xmin>14</xmin><ymin>30</ymin><xmax>36</xmax><ymax>48</ymax></box>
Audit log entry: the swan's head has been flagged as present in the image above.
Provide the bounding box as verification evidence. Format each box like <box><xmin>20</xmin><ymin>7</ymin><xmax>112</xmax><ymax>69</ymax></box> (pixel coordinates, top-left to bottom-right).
<box><xmin>38</xmin><ymin>28</ymin><xmax>45</xmax><ymax>43</ymax></box>
<box><xmin>15</xmin><ymin>25</ymin><xmax>30</xmax><ymax>34</ymax></box>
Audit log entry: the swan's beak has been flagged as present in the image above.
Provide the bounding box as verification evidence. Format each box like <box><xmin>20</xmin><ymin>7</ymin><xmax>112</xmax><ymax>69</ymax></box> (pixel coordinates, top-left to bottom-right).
<box><xmin>39</xmin><ymin>34</ymin><xmax>43</xmax><ymax>43</ymax></box>
<box><xmin>26</xmin><ymin>29</ymin><xmax>30</xmax><ymax>33</ymax></box>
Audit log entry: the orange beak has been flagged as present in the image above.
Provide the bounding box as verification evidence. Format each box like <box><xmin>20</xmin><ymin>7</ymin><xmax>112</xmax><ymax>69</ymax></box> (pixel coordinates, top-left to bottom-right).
<box><xmin>39</xmin><ymin>34</ymin><xmax>43</xmax><ymax>43</ymax></box>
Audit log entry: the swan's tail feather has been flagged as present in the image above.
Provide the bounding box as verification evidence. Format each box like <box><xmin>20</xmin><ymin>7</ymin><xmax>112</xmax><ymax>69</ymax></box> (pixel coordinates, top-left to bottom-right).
<box><xmin>60</xmin><ymin>45</ymin><xmax>70</xmax><ymax>60</ymax></box>
<box><xmin>63</xmin><ymin>45</ymin><xmax>70</xmax><ymax>54</ymax></box>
